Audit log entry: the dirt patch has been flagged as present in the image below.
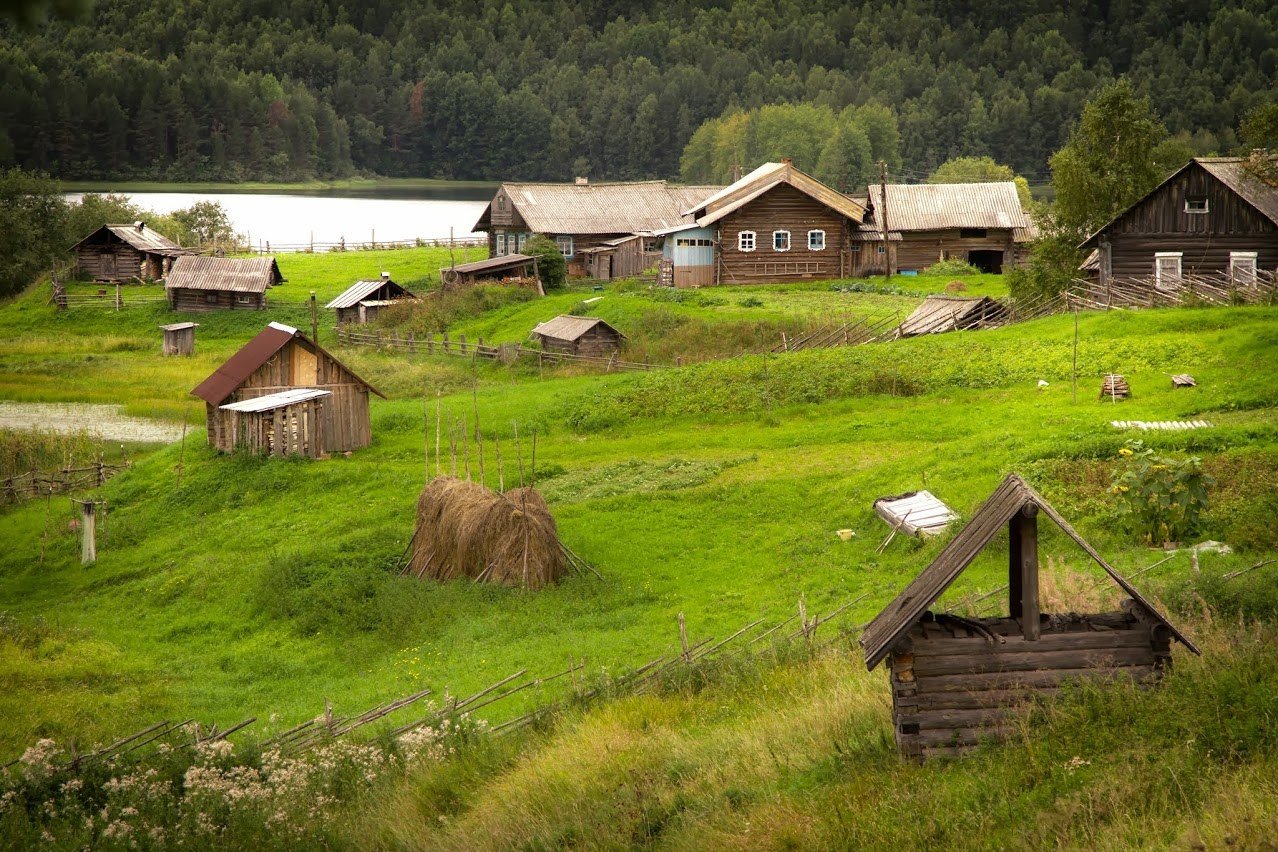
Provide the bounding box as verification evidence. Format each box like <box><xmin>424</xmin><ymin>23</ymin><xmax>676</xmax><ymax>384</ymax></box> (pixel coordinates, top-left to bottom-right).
<box><xmin>0</xmin><ymin>402</ymin><xmax>183</xmax><ymax>444</ymax></box>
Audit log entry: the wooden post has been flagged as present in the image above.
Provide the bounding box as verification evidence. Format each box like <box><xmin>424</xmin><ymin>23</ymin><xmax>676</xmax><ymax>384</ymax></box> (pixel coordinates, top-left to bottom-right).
<box><xmin>678</xmin><ymin>612</ymin><xmax>689</xmax><ymax>662</ymax></box>
<box><xmin>1072</xmin><ymin>309</ymin><xmax>1079</xmax><ymax>404</ymax></box>
<box><xmin>408</xmin><ymin>331</ymin><xmax>416</xmax><ymax>354</ymax></box>
<box><xmin>310</xmin><ymin>291</ymin><xmax>318</xmax><ymax>345</ymax></box>
<box><xmin>878</xmin><ymin>160</ymin><xmax>892</xmax><ymax>277</ymax></box>
<box><xmin>77</xmin><ymin>500</ymin><xmax>97</xmax><ymax>565</ymax></box>
<box><xmin>114</xmin><ymin>283</ymin><xmax>122</xmax><ymax>311</ymax></box>
<box><xmin>1008</xmin><ymin>504</ymin><xmax>1040</xmax><ymax>640</ymax></box>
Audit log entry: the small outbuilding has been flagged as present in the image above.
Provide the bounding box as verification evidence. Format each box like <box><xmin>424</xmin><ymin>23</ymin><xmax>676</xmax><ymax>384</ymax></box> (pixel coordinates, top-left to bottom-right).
<box><xmin>326</xmin><ymin>273</ymin><xmax>418</xmax><ymax>324</ymax></box>
<box><xmin>192</xmin><ymin>321</ymin><xmax>384</xmax><ymax>455</ymax></box>
<box><xmin>159</xmin><ymin>322</ymin><xmax>198</xmax><ymax>356</ymax></box>
<box><xmin>860</xmin><ymin>473</ymin><xmax>1199</xmax><ymax>761</ymax></box>
<box><xmin>71</xmin><ymin>222</ymin><xmax>189</xmax><ymax>282</ymax></box>
<box><xmin>530</xmin><ymin>316</ymin><xmax>624</xmax><ymax>357</ymax></box>
<box><xmin>440</xmin><ymin>254</ymin><xmax>539</xmax><ymax>292</ymax></box>
<box><xmin>165</xmin><ymin>256</ymin><xmax>285</xmax><ymax>312</ymax></box>
<box><xmin>897</xmin><ymin>294</ymin><xmax>1008</xmax><ymax>337</ymax></box>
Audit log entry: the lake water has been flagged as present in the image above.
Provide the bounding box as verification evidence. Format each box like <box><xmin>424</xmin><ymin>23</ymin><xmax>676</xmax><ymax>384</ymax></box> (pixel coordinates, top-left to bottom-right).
<box><xmin>64</xmin><ymin>185</ymin><xmax>496</xmax><ymax>248</ymax></box>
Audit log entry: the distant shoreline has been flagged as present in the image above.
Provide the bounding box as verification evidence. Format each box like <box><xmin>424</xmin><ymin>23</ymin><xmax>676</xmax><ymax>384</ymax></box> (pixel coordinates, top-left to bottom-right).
<box><xmin>60</xmin><ymin>177</ymin><xmax>500</xmax><ymax>195</ymax></box>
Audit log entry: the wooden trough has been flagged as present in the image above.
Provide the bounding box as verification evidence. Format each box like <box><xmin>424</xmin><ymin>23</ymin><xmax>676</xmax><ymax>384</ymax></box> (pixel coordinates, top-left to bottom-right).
<box><xmin>860</xmin><ymin>473</ymin><xmax>1199</xmax><ymax>761</ymax></box>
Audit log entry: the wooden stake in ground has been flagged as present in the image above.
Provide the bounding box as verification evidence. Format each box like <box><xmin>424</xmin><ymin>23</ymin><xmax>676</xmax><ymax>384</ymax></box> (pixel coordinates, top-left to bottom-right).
<box><xmin>1072</xmin><ymin>308</ymin><xmax>1079</xmax><ymax>404</ymax></box>
<box><xmin>74</xmin><ymin>499</ymin><xmax>97</xmax><ymax>565</ymax></box>
<box><xmin>423</xmin><ymin>395</ymin><xmax>430</xmax><ymax>482</ymax></box>
<box><xmin>530</xmin><ymin>430</ymin><xmax>537</xmax><ymax>487</ymax></box>
<box><xmin>495</xmin><ymin>434</ymin><xmax>505</xmax><ymax>492</ymax></box>
<box><xmin>678</xmin><ymin>612</ymin><xmax>690</xmax><ymax>662</ymax></box>
<box><xmin>513</xmin><ymin>420</ymin><xmax>525</xmax><ymax>487</ymax></box>
<box><xmin>462</xmin><ymin>412</ymin><xmax>471</xmax><ymax>480</ymax></box>
<box><xmin>435</xmin><ymin>393</ymin><xmax>442</xmax><ymax>478</ymax></box>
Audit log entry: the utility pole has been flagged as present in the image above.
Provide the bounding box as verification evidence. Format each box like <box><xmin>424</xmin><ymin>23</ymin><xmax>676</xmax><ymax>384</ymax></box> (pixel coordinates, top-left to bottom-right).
<box><xmin>878</xmin><ymin>160</ymin><xmax>892</xmax><ymax>278</ymax></box>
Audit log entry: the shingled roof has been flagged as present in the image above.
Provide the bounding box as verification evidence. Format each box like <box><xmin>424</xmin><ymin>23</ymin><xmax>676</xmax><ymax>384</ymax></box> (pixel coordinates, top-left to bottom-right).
<box><xmin>166</xmin><ymin>256</ymin><xmax>284</xmax><ymax>294</ymax></box>
<box><xmin>71</xmin><ymin>223</ymin><xmax>188</xmax><ymax>256</ymax></box>
<box><xmin>474</xmin><ymin>181</ymin><xmax>721</xmax><ymax>235</ymax></box>
<box><xmin>860</xmin><ymin>473</ymin><xmax>1199</xmax><ymax>671</ymax></box>
<box><xmin>864</xmin><ymin>182</ymin><xmax>1032</xmax><ymax>235</ymax></box>
<box><xmin>686</xmin><ymin>161</ymin><xmax>867</xmax><ymax>226</ymax></box>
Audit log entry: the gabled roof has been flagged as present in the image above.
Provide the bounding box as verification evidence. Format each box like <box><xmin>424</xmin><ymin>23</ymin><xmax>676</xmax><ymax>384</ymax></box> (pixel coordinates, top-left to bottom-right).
<box><xmin>448</xmin><ymin>253</ymin><xmax>536</xmax><ymax>275</ymax></box>
<box><xmin>686</xmin><ymin>162</ymin><xmax>866</xmax><ymax>226</ymax></box>
<box><xmin>1080</xmin><ymin>156</ymin><xmax>1278</xmax><ymax>249</ymax></box>
<box><xmin>165</xmin><ymin>256</ymin><xmax>284</xmax><ymax>293</ymax></box>
<box><xmin>71</xmin><ymin>223</ymin><xmax>188</xmax><ymax>256</ymax></box>
<box><xmin>530</xmin><ymin>315</ymin><xmax>624</xmax><ymax>342</ymax></box>
<box><xmin>191</xmin><ymin>321</ymin><xmax>384</xmax><ymax>405</ymax></box>
<box><xmin>864</xmin><ymin>182</ymin><xmax>1031</xmax><ymax>233</ymax></box>
<box><xmin>897</xmin><ymin>294</ymin><xmax>1008</xmax><ymax>337</ymax></box>
<box><xmin>325</xmin><ymin>277</ymin><xmax>416</xmax><ymax>309</ymax></box>
<box><xmin>860</xmin><ymin>473</ymin><xmax>1199</xmax><ymax>671</ymax></box>
<box><xmin>474</xmin><ymin>182</ymin><xmax>722</xmax><ymax>235</ymax></box>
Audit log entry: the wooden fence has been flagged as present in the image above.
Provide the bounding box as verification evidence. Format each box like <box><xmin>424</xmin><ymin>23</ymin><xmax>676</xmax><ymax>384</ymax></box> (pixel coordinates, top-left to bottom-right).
<box><xmin>241</xmin><ymin>236</ymin><xmax>487</xmax><ymax>255</ymax></box>
<box><xmin>1071</xmin><ymin>270</ymin><xmax>1278</xmax><ymax>310</ymax></box>
<box><xmin>1</xmin><ymin>462</ymin><xmax>129</xmax><ymax>504</ymax></box>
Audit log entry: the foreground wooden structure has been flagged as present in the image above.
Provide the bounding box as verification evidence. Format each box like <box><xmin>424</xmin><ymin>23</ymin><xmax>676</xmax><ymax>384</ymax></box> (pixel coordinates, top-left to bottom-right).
<box><xmin>861</xmin><ymin>473</ymin><xmax>1198</xmax><ymax>761</ymax></box>
<box><xmin>192</xmin><ymin>322</ymin><xmax>384</xmax><ymax>456</ymax></box>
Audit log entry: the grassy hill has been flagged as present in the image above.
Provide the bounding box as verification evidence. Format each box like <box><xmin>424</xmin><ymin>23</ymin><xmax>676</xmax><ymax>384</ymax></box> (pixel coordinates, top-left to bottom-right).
<box><xmin>1</xmin><ymin>251</ymin><xmax>1276</xmax><ymax>847</ymax></box>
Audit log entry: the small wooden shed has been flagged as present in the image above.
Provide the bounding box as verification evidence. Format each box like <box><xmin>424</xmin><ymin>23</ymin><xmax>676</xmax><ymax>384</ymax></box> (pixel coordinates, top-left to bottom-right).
<box><xmin>165</xmin><ymin>256</ymin><xmax>285</xmax><ymax>312</ymax></box>
<box><xmin>326</xmin><ymin>273</ymin><xmax>417</xmax><ymax>324</ymax></box>
<box><xmin>192</xmin><ymin>321</ymin><xmax>384</xmax><ymax>456</ymax></box>
<box><xmin>860</xmin><ymin>473</ymin><xmax>1199</xmax><ymax>761</ymax></box>
<box><xmin>159</xmin><ymin>322</ymin><xmax>198</xmax><ymax>356</ymax></box>
<box><xmin>440</xmin><ymin>254</ymin><xmax>538</xmax><ymax>291</ymax></box>
<box><xmin>71</xmin><ymin>222</ymin><xmax>189</xmax><ymax>282</ymax></box>
<box><xmin>897</xmin><ymin>295</ymin><xmax>1008</xmax><ymax>337</ymax></box>
<box><xmin>530</xmin><ymin>316</ymin><xmax>624</xmax><ymax>357</ymax></box>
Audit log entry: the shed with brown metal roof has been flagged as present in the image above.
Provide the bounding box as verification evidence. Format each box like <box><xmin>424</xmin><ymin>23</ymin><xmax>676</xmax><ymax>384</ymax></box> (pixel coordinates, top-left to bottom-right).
<box><xmin>71</xmin><ymin>222</ymin><xmax>190</xmax><ymax>282</ymax></box>
<box><xmin>530</xmin><ymin>315</ymin><xmax>624</xmax><ymax>357</ymax></box>
<box><xmin>192</xmin><ymin>321</ymin><xmax>384</xmax><ymax>455</ymax></box>
<box><xmin>165</xmin><ymin>256</ymin><xmax>284</xmax><ymax>312</ymax></box>
<box><xmin>861</xmin><ymin>473</ymin><xmax>1198</xmax><ymax>761</ymax></box>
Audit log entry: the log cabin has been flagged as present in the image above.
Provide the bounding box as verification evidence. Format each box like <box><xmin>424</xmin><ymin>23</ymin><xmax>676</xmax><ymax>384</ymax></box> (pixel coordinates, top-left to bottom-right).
<box><xmin>472</xmin><ymin>179</ymin><xmax>720</xmax><ymax>278</ymax></box>
<box><xmin>530</xmin><ymin>315</ymin><xmax>624</xmax><ymax>357</ymax></box>
<box><xmin>1080</xmin><ymin>156</ymin><xmax>1278</xmax><ymax>290</ymax></box>
<box><xmin>326</xmin><ymin>273</ymin><xmax>417</xmax><ymax>324</ymax></box>
<box><xmin>860</xmin><ymin>473</ymin><xmax>1198</xmax><ymax>761</ymax></box>
<box><xmin>192</xmin><ymin>321</ymin><xmax>384</xmax><ymax>455</ymax></box>
<box><xmin>71</xmin><ymin>222</ymin><xmax>189</xmax><ymax>282</ymax></box>
<box><xmin>681</xmin><ymin>161</ymin><xmax>869</xmax><ymax>285</ymax></box>
<box><xmin>165</xmin><ymin>256</ymin><xmax>284</xmax><ymax>312</ymax></box>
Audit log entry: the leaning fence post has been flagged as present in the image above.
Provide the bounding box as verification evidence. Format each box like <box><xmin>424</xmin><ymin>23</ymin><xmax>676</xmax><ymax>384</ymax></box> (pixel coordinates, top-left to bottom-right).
<box><xmin>75</xmin><ymin>500</ymin><xmax>97</xmax><ymax>565</ymax></box>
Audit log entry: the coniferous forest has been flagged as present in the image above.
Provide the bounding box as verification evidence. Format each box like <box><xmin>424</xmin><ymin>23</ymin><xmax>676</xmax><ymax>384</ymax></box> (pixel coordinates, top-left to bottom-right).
<box><xmin>0</xmin><ymin>0</ymin><xmax>1276</xmax><ymax>183</ymax></box>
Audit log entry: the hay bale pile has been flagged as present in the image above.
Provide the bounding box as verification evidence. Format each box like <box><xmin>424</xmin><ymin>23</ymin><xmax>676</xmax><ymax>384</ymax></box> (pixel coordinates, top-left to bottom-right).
<box><xmin>405</xmin><ymin>476</ymin><xmax>570</xmax><ymax>590</ymax></box>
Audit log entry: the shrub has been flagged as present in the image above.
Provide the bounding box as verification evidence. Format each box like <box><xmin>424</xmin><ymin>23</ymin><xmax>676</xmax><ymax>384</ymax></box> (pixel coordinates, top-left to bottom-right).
<box><xmin>1110</xmin><ymin>440</ymin><xmax>1212</xmax><ymax>546</ymax></box>
<box><xmin>522</xmin><ymin>235</ymin><xmax>566</xmax><ymax>290</ymax></box>
<box><xmin>922</xmin><ymin>258</ymin><xmax>980</xmax><ymax>276</ymax></box>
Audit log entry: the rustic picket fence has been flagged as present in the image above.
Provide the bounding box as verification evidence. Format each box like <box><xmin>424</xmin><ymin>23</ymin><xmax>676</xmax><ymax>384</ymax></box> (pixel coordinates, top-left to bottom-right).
<box><xmin>1070</xmin><ymin>270</ymin><xmax>1278</xmax><ymax>310</ymax></box>
<box><xmin>241</xmin><ymin>236</ymin><xmax>486</xmax><ymax>255</ymax></box>
<box><xmin>1</xmin><ymin>461</ymin><xmax>129</xmax><ymax>505</ymax></box>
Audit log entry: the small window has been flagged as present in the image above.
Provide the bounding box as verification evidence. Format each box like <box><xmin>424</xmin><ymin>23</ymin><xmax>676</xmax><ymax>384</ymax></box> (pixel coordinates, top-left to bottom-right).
<box><xmin>773</xmin><ymin>230</ymin><xmax>791</xmax><ymax>252</ymax></box>
<box><xmin>555</xmin><ymin>235</ymin><xmax>574</xmax><ymax>258</ymax></box>
<box><xmin>807</xmin><ymin>230</ymin><xmax>826</xmax><ymax>251</ymax></box>
<box><xmin>675</xmin><ymin>239</ymin><xmax>691</xmax><ymax>247</ymax></box>
<box><xmin>1185</xmin><ymin>196</ymin><xmax>1208</xmax><ymax>214</ymax></box>
<box><xmin>960</xmin><ymin>228</ymin><xmax>988</xmax><ymax>239</ymax></box>
<box><xmin>876</xmin><ymin>245</ymin><xmax>886</xmax><ymax>254</ymax></box>
<box><xmin>236</xmin><ymin>294</ymin><xmax>252</xmax><ymax>304</ymax></box>
<box><xmin>1230</xmin><ymin>251</ymin><xmax>1258</xmax><ymax>286</ymax></box>
<box><xmin>1154</xmin><ymin>252</ymin><xmax>1182</xmax><ymax>290</ymax></box>
<box><xmin>495</xmin><ymin>232</ymin><xmax>508</xmax><ymax>255</ymax></box>
<box><xmin>738</xmin><ymin>231</ymin><xmax>756</xmax><ymax>252</ymax></box>
<box><xmin>850</xmin><ymin>244</ymin><xmax>861</xmax><ymax>253</ymax></box>
<box><xmin>697</xmin><ymin>239</ymin><xmax>713</xmax><ymax>247</ymax></box>
<box><xmin>497</xmin><ymin>195</ymin><xmax>506</xmax><ymax>210</ymax></box>
<box><xmin>205</xmin><ymin>293</ymin><xmax>218</xmax><ymax>304</ymax></box>
<box><xmin>516</xmin><ymin>233</ymin><xmax>528</xmax><ymax>252</ymax></box>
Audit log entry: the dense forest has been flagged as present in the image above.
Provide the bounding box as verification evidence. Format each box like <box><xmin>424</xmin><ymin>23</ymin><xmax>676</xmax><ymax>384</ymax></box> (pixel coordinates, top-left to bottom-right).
<box><xmin>1</xmin><ymin>0</ymin><xmax>1276</xmax><ymax>183</ymax></box>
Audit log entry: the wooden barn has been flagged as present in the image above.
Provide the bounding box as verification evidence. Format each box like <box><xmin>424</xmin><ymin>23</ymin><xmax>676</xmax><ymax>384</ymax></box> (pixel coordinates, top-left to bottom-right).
<box><xmin>326</xmin><ymin>273</ymin><xmax>417</xmax><ymax>324</ymax></box>
<box><xmin>1080</xmin><ymin>156</ymin><xmax>1278</xmax><ymax>288</ymax></box>
<box><xmin>580</xmin><ymin>235</ymin><xmax>662</xmax><ymax>281</ymax></box>
<box><xmin>71</xmin><ymin>222</ymin><xmax>188</xmax><ymax>282</ymax></box>
<box><xmin>860</xmin><ymin>473</ymin><xmax>1199</xmax><ymax>761</ymax></box>
<box><xmin>192</xmin><ymin>321</ymin><xmax>384</xmax><ymax>456</ymax></box>
<box><xmin>530</xmin><ymin>316</ymin><xmax>624</xmax><ymax>357</ymax></box>
<box><xmin>472</xmin><ymin>179</ymin><xmax>719</xmax><ymax>278</ymax></box>
<box><xmin>860</xmin><ymin>182</ymin><xmax>1035</xmax><ymax>275</ymax></box>
<box><xmin>439</xmin><ymin>254</ymin><xmax>538</xmax><ymax>291</ymax></box>
<box><xmin>165</xmin><ymin>256</ymin><xmax>284</xmax><ymax>311</ymax></box>
<box><xmin>681</xmin><ymin>161</ymin><xmax>868</xmax><ymax>284</ymax></box>
<box><xmin>159</xmin><ymin>322</ymin><xmax>198</xmax><ymax>356</ymax></box>
<box><xmin>896</xmin><ymin>294</ymin><xmax>1009</xmax><ymax>337</ymax></box>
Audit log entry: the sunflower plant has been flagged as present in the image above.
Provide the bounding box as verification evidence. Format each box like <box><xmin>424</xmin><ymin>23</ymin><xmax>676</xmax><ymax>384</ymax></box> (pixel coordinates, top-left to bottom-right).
<box><xmin>1110</xmin><ymin>440</ymin><xmax>1213</xmax><ymax>546</ymax></box>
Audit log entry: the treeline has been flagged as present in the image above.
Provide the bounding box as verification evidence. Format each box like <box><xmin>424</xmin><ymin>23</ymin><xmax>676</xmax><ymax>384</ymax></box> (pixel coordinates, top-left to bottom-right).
<box><xmin>0</xmin><ymin>0</ymin><xmax>1276</xmax><ymax>183</ymax></box>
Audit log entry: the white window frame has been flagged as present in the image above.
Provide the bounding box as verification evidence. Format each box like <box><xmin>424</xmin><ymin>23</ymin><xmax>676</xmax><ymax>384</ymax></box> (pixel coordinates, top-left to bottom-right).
<box><xmin>1154</xmin><ymin>252</ymin><xmax>1182</xmax><ymax>290</ymax></box>
<box><xmin>235</xmin><ymin>294</ymin><xmax>253</xmax><ymax>304</ymax></box>
<box><xmin>772</xmin><ymin>230</ymin><xmax>791</xmax><ymax>252</ymax></box>
<box><xmin>495</xmin><ymin>232</ymin><xmax>508</xmax><ymax>256</ymax></box>
<box><xmin>1184</xmin><ymin>196</ymin><xmax>1209</xmax><ymax>214</ymax></box>
<box><xmin>516</xmin><ymin>233</ymin><xmax>528</xmax><ymax>253</ymax></box>
<box><xmin>738</xmin><ymin>230</ymin><xmax>756</xmax><ymax>252</ymax></box>
<box><xmin>555</xmin><ymin>235</ymin><xmax>574</xmax><ymax>258</ymax></box>
<box><xmin>1230</xmin><ymin>251</ymin><xmax>1258</xmax><ymax>287</ymax></box>
<box><xmin>807</xmin><ymin>230</ymin><xmax>825</xmax><ymax>251</ymax></box>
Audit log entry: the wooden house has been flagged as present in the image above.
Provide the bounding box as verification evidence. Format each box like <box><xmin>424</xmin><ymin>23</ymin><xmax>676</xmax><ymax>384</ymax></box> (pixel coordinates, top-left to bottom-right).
<box><xmin>439</xmin><ymin>254</ymin><xmax>539</xmax><ymax>291</ymax></box>
<box><xmin>1080</xmin><ymin>156</ymin><xmax>1278</xmax><ymax>288</ymax></box>
<box><xmin>165</xmin><ymin>256</ymin><xmax>284</xmax><ymax>312</ymax></box>
<box><xmin>530</xmin><ymin>316</ymin><xmax>624</xmax><ymax>357</ymax></box>
<box><xmin>192</xmin><ymin>321</ymin><xmax>384</xmax><ymax>455</ymax></box>
<box><xmin>860</xmin><ymin>473</ymin><xmax>1199</xmax><ymax>761</ymax></box>
<box><xmin>71</xmin><ymin>222</ymin><xmax>188</xmax><ymax>282</ymax></box>
<box><xmin>896</xmin><ymin>295</ymin><xmax>1008</xmax><ymax>337</ymax></box>
<box><xmin>681</xmin><ymin>161</ymin><xmax>868</xmax><ymax>284</ymax></box>
<box><xmin>326</xmin><ymin>273</ymin><xmax>417</xmax><ymax>324</ymax></box>
<box><xmin>472</xmin><ymin>179</ymin><xmax>719</xmax><ymax>278</ymax></box>
<box><xmin>159</xmin><ymin>322</ymin><xmax>198</xmax><ymax>356</ymax></box>
<box><xmin>860</xmin><ymin>182</ymin><xmax>1035</xmax><ymax>275</ymax></box>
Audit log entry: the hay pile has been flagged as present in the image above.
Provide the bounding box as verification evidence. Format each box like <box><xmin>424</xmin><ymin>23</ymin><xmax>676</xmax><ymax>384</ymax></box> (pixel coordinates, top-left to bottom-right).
<box><xmin>405</xmin><ymin>476</ymin><xmax>570</xmax><ymax>590</ymax></box>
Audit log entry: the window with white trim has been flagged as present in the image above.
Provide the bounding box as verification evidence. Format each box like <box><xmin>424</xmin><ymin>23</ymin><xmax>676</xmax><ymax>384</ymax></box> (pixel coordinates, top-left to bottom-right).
<box><xmin>1230</xmin><ymin>251</ymin><xmax>1258</xmax><ymax>287</ymax></box>
<box><xmin>738</xmin><ymin>231</ymin><xmax>756</xmax><ymax>252</ymax></box>
<box><xmin>516</xmin><ymin>233</ymin><xmax>528</xmax><ymax>253</ymax></box>
<box><xmin>555</xmin><ymin>235</ymin><xmax>574</xmax><ymax>258</ymax></box>
<box><xmin>495</xmin><ymin>232</ymin><xmax>508</xmax><ymax>255</ymax></box>
<box><xmin>1184</xmin><ymin>196</ymin><xmax>1208</xmax><ymax>214</ymax></box>
<box><xmin>807</xmin><ymin>230</ymin><xmax>825</xmax><ymax>251</ymax></box>
<box><xmin>773</xmin><ymin>230</ymin><xmax>791</xmax><ymax>251</ymax></box>
<box><xmin>1154</xmin><ymin>252</ymin><xmax>1182</xmax><ymax>290</ymax></box>
<box><xmin>236</xmin><ymin>294</ymin><xmax>253</xmax><ymax>304</ymax></box>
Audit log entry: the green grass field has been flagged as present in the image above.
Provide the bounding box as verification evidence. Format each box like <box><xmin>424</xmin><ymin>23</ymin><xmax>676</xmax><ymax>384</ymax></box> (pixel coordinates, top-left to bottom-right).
<box><xmin>2</xmin><ymin>250</ymin><xmax>1276</xmax><ymax>847</ymax></box>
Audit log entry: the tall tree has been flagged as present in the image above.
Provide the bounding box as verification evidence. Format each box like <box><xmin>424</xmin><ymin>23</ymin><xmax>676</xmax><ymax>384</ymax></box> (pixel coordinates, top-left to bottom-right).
<box><xmin>0</xmin><ymin>168</ymin><xmax>68</xmax><ymax>298</ymax></box>
<box><xmin>927</xmin><ymin>156</ymin><xmax>1032</xmax><ymax>207</ymax></box>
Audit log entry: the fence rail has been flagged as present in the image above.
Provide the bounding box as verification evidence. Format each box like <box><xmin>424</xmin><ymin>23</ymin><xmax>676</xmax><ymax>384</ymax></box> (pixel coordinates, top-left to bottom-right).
<box><xmin>239</xmin><ymin>236</ymin><xmax>486</xmax><ymax>255</ymax></box>
<box><xmin>1</xmin><ymin>462</ymin><xmax>129</xmax><ymax>504</ymax></box>
<box><xmin>1072</xmin><ymin>270</ymin><xmax>1278</xmax><ymax>309</ymax></box>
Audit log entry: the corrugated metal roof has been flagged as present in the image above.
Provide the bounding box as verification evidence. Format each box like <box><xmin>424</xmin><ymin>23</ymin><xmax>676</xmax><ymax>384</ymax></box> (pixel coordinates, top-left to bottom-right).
<box><xmin>219</xmin><ymin>387</ymin><xmax>332</xmax><ymax>413</ymax></box>
<box><xmin>71</xmin><ymin>223</ymin><xmax>188</xmax><ymax>255</ymax></box>
<box><xmin>873</xmin><ymin>490</ymin><xmax>960</xmax><ymax>537</ymax></box>
<box><xmin>865</xmin><ymin>182</ymin><xmax>1031</xmax><ymax>233</ymax></box>
<box><xmin>476</xmin><ymin>182</ymin><xmax>723</xmax><ymax>235</ymax></box>
<box><xmin>448</xmin><ymin>253</ymin><xmax>536</xmax><ymax>274</ymax></box>
<box><xmin>165</xmin><ymin>256</ymin><xmax>284</xmax><ymax>293</ymax></box>
<box><xmin>688</xmin><ymin>162</ymin><xmax>867</xmax><ymax>226</ymax></box>
<box><xmin>325</xmin><ymin>277</ymin><xmax>414</xmax><ymax>309</ymax></box>
<box><xmin>530</xmin><ymin>315</ymin><xmax>623</xmax><ymax>342</ymax></box>
<box><xmin>897</xmin><ymin>295</ymin><xmax>1008</xmax><ymax>337</ymax></box>
<box><xmin>860</xmin><ymin>473</ymin><xmax>1199</xmax><ymax>671</ymax></box>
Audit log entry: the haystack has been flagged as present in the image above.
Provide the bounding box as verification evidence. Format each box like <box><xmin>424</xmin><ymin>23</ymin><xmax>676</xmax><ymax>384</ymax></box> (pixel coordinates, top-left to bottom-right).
<box><xmin>405</xmin><ymin>476</ymin><xmax>570</xmax><ymax>590</ymax></box>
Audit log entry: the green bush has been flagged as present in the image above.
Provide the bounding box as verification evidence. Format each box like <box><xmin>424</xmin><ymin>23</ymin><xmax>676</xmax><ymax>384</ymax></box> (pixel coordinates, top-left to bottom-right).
<box><xmin>523</xmin><ymin>235</ymin><xmax>566</xmax><ymax>290</ymax></box>
<box><xmin>1110</xmin><ymin>440</ymin><xmax>1212</xmax><ymax>545</ymax></box>
<box><xmin>922</xmin><ymin>258</ymin><xmax>980</xmax><ymax>276</ymax></box>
